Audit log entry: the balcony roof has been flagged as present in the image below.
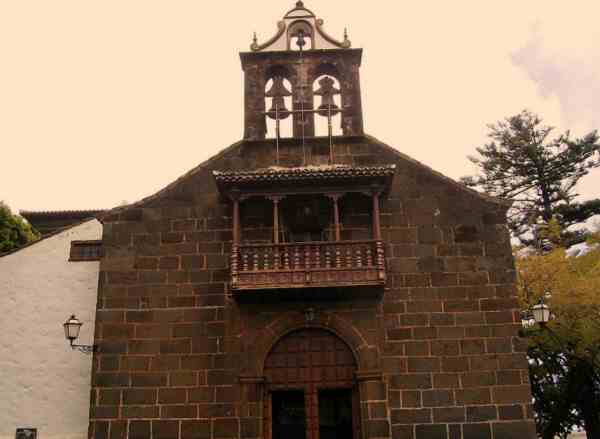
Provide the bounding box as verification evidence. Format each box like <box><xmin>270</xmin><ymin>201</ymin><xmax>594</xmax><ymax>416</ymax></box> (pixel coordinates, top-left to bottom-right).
<box><xmin>213</xmin><ymin>164</ymin><xmax>395</xmax><ymax>195</ymax></box>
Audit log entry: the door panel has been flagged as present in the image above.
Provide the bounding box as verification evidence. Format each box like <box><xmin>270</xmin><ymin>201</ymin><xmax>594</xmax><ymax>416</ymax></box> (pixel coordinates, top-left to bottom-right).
<box><xmin>272</xmin><ymin>390</ymin><xmax>306</xmax><ymax>439</ymax></box>
<box><xmin>264</xmin><ymin>329</ymin><xmax>359</xmax><ymax>439</ymax></box>
<box><xmin>318</xmin><ymin>389</ymin><xmax>353</xmax><ymax>439</ymax></box>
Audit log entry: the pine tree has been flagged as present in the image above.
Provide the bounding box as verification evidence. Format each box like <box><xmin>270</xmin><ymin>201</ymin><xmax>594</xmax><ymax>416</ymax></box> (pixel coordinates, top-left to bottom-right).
<box><xmin>462</xmin><ymin>110</ymin><xmax>600</xmax><ymax>247</ymax></box>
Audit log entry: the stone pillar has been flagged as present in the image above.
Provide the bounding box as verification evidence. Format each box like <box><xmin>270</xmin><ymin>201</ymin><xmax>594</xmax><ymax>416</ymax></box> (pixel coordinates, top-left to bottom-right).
<box><xmin>243</xmin><ymin>63</ymin><xmax>266</xmax><ymax>140</ymax></box>
<box><xmin>293</xmin><ymin>63</ymin><xmax>315</xmax><ymax>138</ymax></box>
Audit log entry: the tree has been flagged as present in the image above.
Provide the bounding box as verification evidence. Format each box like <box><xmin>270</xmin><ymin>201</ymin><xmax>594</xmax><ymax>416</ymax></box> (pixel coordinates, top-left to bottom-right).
<box><xmin>462</xmin><ymin>110</ymin><xmax>600</xmax><ymax>247</ymax></box>
<box><xmin>518</xmin><ymin>240</ymin><xmax>600</xmax><ymax>439</ymax></box>
<box><xmin>0</xmin><ymin>201</ymin><xmax>40</xmax><ymax>252</ymax></box>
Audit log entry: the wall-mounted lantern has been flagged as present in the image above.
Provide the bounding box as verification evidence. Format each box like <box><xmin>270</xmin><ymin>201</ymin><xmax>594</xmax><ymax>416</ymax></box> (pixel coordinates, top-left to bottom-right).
<box><xmin>532</xmin><ymin>298</ymin><xmax>551</xmax><ymax>325</ymax></box>
<box><xmin>63</xmin><ymin>315</ymin><xmax>97</xmax><ymax>354</ymax></box>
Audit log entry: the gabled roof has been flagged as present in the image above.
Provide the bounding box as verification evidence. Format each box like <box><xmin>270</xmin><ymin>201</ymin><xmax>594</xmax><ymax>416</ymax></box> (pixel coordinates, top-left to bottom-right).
<box><xmin>363</xmin><ymin>134</ymin><xmax>511</xmax><ymax>208</ymax></box>
<box><xmin>100</xmin><ymin>135</ymin><xmax>508</xmax><ymax>222</ymax></box>
<box><xmin>0</xmin><ymin>218</ymin><xmax>99</xmax><ymax>258</ymax></box>
<box><xmin>20</xmin><ymin>209</ymin><xmax>106</xmax><ymax>236</ymax></box>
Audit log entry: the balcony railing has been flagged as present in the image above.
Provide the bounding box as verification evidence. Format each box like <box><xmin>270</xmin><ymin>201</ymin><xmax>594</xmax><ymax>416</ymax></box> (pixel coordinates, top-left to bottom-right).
<box><xmin>231</xmin><ymin>240</ymin><xmax>385</xmax><ymax>291</ymax></box>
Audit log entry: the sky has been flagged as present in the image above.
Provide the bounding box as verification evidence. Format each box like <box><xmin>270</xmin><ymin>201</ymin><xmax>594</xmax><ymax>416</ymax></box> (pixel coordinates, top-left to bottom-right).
<box><xmin>1</xmin><ymin>1</ymin><xmax>599</xmax><ymax>213</ymax></box>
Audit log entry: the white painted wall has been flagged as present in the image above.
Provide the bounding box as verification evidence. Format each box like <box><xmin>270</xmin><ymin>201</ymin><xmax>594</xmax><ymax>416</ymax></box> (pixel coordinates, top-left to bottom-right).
<box><xmin>0</xmin><ymin>220</ymin><xmax>101</xmax><ymax>439</ymax></box>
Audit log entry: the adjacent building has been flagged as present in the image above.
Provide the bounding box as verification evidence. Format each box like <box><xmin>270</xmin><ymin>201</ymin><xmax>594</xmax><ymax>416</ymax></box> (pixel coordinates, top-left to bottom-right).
<box><xmin>0</xmin><ymin>218</ymin><xmax>102</xmax><ymax>439</ymax></box>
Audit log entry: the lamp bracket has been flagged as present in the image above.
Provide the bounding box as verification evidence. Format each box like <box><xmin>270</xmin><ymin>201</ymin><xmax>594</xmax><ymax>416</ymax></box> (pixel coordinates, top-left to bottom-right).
<box><xmin>70</xmin><ymin>340</ymin><xmax>98</xmax><ymax>355</ymax></box>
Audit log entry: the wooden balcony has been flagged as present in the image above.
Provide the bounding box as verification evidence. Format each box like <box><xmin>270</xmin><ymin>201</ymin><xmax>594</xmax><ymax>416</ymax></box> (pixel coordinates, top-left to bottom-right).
<box><xmin>213</xmin><ymin>164</ymin><xmax>395</xmax><ymax>298</ymax></box>
<box><xmin>231</xmin><ymin>240</ymin><xmax>385</xmax><ymax>292</ymax></box>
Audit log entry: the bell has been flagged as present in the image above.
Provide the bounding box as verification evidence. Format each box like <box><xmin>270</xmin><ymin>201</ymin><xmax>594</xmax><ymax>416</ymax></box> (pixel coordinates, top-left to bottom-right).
<box><xmin>295</xmin><ymin>29</ymin><xmax>307</xmax><ymax>50</ymax></box>
<box><xmin>314</xmin><ymin>76</ymin><xmax>340</xmax><ymax>117</ymax></box>
<box><xmin>265</xmin><ymin>76</ymin><xmax>291</xmax><ymax>120</ymax></box>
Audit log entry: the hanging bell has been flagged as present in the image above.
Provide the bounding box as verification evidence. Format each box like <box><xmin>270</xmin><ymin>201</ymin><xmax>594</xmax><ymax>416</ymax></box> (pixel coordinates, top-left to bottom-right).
<box><xmin>314</xmin><ymin>76</ymin><xmax>340</xmax><ymax>117</ymax></box>
<box><xmin>295</xmin><ymin>29</ymin><xmax>307</xmax><ymax>50</ymax></box>
<box><xmin>265</xmin><ymin>76</ymin><xmax>291</xmax><ymax>120</ymax></box>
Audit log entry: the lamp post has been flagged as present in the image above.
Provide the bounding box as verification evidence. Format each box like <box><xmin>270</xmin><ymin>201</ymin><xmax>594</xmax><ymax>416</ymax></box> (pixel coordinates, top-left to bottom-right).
<box><xmin>63</xmin><ymin>315</ymin><xmax>97</xmax><ymax>354</ymax></box>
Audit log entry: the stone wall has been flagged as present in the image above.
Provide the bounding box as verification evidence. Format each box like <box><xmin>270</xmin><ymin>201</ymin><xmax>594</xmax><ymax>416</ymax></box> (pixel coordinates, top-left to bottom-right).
<box><xmin>89</xmin><ymin>136</ymin><xmax>536</xmax><ymax>439</ymax></box>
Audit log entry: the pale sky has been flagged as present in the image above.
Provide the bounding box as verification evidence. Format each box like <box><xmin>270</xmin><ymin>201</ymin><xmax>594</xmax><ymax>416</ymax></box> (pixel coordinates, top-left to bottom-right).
<box><xmin>1</xmin><ymin>1</ymin><xmax>599</xmax><ymax>213</ymax></box>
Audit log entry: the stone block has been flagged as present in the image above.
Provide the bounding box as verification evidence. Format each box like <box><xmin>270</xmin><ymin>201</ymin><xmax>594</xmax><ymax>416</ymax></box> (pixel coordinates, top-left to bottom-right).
<box><xmin>213</xmin><ymin>419</ymin><xmax>240</xmax><ymax>439</ymax></box>
<box><xmin>498</xmin><ymin>404</ymin><xmax>524</xmax><ymax>420</ymax></box>
<box><xmin>492</xmin><ymin>421</ymin><xmax>536</xmax><ymax>439</ymax></box>
<box><xmin>432</xmin><ymin>373</ymin><xmax>459</xmax><ymax>389</ymax></box>
<box><xmin>161</xmin><ymin>404</ymin><xmax>197</xmax><ymax>419</ymax></box>
<box><xmin>391</xmin><ymin>409</ymin><xmax>431</xmax><ymax>424</ymax></box>
<box><xmin>455</xmin><ymin>388</ymin><xmax>491</xmax><ymax>405</ymax></box>
<box><xmin>158</xmin><ymin>388</ymin><xmax>188</xmax><ymax>404</ymax></box>
<box><xmin>414</xmin><ymin>424</ymin><xmax>446</xmax><ymax>439</ymax></box>
<box><xmin>390</xmin><ymin>374</ymin><xmax>432</xmax><ymax>390</ymax></box>
<box><xmin>152</xmin><ymin>420</ymin><xmax>179</xmax><ymax>439</ymax></box>
<box><xmin>432</xmin><ymin>407</ymin><xmax>465</xmax><ymax>423</ymax></box>
<box><xmin>422</xmin><ymin>390</ymin><xmax>453</xmax><ymax>408</ymax></box>
<box><xmin>492</xmin><ymin>385</ymin><xmax>532</xmax><ymax>404</ymax></box>
<box><xmin>466</xmin><ymin>405</ymin><xmax>497</xmax><ymax>422</ymax></box>
<box><xmin>462</xmin><ymin>423</ymin><xmax>491</xmax><ymax>439</ymax></box>
<box><xmin>128</xmin><ymin>421</ymin><xmax>151</xmax><ymax>439</ymax></box>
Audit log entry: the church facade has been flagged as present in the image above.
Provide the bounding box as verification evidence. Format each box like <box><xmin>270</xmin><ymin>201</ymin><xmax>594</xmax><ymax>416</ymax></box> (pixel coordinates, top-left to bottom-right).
<box><xmin>89</xmin><ymin>3</ymin><xmax>536</xmax><ymax>439</ymax></box>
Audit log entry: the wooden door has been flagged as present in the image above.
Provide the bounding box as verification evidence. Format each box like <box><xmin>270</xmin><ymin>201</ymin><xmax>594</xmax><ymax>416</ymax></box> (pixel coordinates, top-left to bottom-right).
<box><xmin>264</xmin><ymin>328</ymin><xmax>359</xmax><ymax>439</ymax></box>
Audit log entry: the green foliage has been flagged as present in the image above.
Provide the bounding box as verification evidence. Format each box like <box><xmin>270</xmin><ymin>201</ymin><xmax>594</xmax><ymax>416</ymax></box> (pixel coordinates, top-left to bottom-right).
<box><xmin>518</xmin><ymin>242</ymin><xmax>600</xmax><ymax>439</ymax></box>
<box><xmin>0</xmin><ymin>201</ymin><xmax>40</xmax><ymax>252</ymax></box>
<box><xmin>462</xmin><ymin>110</ymin><xmax>600</xmax><ymax>246</ymax></box>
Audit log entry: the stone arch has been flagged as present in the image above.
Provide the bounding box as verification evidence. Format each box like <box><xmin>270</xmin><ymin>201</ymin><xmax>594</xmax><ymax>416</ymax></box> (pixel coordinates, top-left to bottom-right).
<box><xmin>264</xmin><ymin>64</ymin><xmax>295</xmax><ymax>138</ymax></box>
<box><xmin>265</xmin><ymin>64</ymin><xmax>296</xmax><ymax>84</ymax></box>
<box><xmin>310</xmin><ymin>63</ymin><xmax>343</xmax><ymax>136</ymax></box>
<box><xmin>311</xmin><ymin>62</ymin><xmax>344</xmax><ymax>84</ymax></box>
<box><xmin>241</xmin><ymin>310</ymin><xmax>379</xmax><ymax>379</ymax></box>
<box><xmin>287</xmin><ymin>19</ymin><xmax>315</xmax><ymax>50</ymax></box>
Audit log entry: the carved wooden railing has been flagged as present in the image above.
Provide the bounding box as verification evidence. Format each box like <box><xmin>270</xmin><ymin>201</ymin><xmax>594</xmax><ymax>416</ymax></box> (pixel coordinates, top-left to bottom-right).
<box><xmin>231</xmin><ymin>240</ymin><xmax>385</xmax><ymax>290</ymax></box>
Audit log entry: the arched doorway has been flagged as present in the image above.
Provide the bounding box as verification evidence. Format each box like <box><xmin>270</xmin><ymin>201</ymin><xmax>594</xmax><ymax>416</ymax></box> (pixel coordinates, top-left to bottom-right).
<box><xmin>263</xmin><ymin>328</ymin><xmax>360</xmax><ymax>439</ymax></box>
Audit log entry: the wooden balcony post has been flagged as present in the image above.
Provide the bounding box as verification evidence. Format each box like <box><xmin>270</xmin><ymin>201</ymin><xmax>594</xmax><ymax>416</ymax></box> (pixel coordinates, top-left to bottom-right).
<box><xmin>328</xmin><ymin>194</ymin><xmax>342</xmax><ymax>242</ymax></box>
<box><xmin>231</xmin><ymin>190</ymin><xmax>241</xmax><ymax>245</ymax></box>
<box><xmin>372</xmin><ymin>190</ymin><xmax>381</xmax><ymax>241</ymax></box>
<box><xmin>268</xmin><ymin>196</ymin><xmax>283</xmax><ymax>244</ymax></box>
<box><xmin>230</xmin><ymin>189</ymin><xmax>241</xmax><ymax>287</ymax></box>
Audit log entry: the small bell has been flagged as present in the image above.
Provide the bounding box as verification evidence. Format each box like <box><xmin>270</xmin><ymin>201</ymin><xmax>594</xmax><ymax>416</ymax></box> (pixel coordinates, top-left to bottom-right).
<box><xmin>265</xmin><ymin>76</ymin><xmax>292</xmax><ymax>120</ymax></box>
<box><xmin>314</xmin><ymin>76</ymin><xmax>340</xmax><ymax>116</ymax></box>
<box><xmin>295</xmin><ymin>29</ymin><xmax>307</xmax><ymax>50</ymax></box>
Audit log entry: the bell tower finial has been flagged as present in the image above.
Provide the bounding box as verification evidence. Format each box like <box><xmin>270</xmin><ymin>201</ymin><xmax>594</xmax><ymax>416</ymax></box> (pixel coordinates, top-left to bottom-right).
<box><xmin>296</xmin><ymin>1</ymin><xmax>304</xmax><ymax>7</ymax></box>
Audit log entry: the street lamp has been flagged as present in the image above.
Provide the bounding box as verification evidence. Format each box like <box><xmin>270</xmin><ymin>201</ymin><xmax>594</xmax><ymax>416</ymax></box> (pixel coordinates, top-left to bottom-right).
<box><xmin>532</xmin><ymin>298</ymin><xmax>551</xmax><ymax>325</ymax></box>
<box><xmin>522</xmin><ymin>297</ymin><xmax>600</xmax><ymax>391</ymax></box>
<box><xmin>63</xmin><ymin>315</ymin><xmax>97</xmax><ymax>354</ymax></box>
